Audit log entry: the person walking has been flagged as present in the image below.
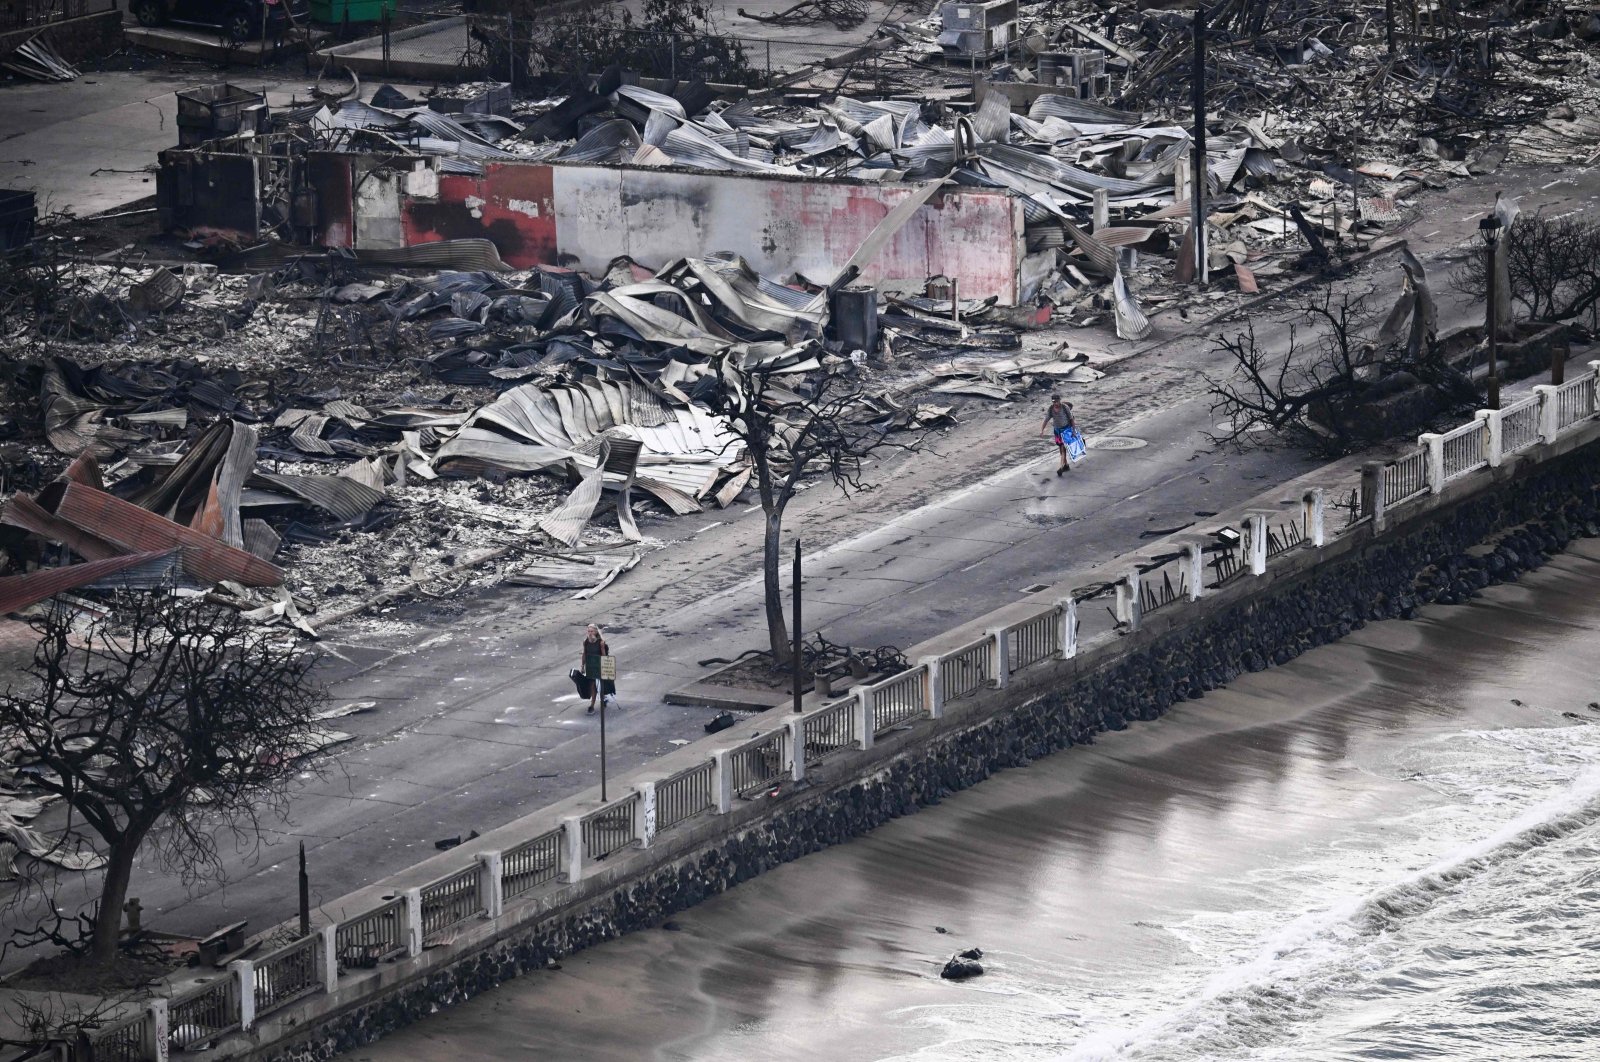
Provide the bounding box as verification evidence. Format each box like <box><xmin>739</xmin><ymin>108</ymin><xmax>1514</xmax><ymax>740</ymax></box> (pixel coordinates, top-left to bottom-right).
<box><xmin>581</xmin><ymin>624</ymin><xmax>609</xmax><ymax>715</ymax></box>
<box><xmin>1039</xmin><ymin>394</ymin><xmax>1079</xmax><ymax>476</ymax></box>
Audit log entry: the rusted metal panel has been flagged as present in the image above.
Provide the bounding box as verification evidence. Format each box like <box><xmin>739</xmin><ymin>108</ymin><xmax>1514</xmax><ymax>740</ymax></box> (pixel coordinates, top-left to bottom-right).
<box><xmin>1</xmin><ymin>493</ymin><xmax>124</xmax><ymax>561</ymax></box>
<box><xmin>400</xmin><ymin>164</ymin><xmax>558</xmax><ymax>267</ymax></box>
<box><xmin>38</xmin><ymin>481</ymin><xmax>283</xmax><ymax>588</ymax></box>
<box><xmin>0</xmin><ymin>551</ymin><xmax>176</xmax><ymax>616</ymax></box>
<box><xmin>155</xmin><ymin>149</ymin><xmax>262</xmax><ymax>240</ymax></box>
<box><xmin>309</xmin><ymin>151</ymin><xmax>355</xmax><ymax>249</ymax></box>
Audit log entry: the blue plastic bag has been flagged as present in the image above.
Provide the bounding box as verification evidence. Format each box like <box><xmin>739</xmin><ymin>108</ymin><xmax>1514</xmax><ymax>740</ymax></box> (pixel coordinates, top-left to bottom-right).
<box><xmin>1058</xmin><ymin>426</ymin><xmax>1088</xmax><ymax>463</ymax></box>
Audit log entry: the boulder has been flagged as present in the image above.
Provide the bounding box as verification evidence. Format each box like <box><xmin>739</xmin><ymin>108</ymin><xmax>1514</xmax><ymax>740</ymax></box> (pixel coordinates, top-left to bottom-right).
<box><xmin>941</xmin><ymin>956</ymin><xmax>985</xmax><ymax>980</ymax></box>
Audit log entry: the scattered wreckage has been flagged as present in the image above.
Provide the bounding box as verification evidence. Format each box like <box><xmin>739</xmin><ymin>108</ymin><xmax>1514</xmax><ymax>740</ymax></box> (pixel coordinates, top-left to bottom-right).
<box><xmin>152</xmin><ymin>0</ymin><xmax>1600</xmax><ymax>330</ymax></box>
<box><xmin>12</xmin><ymin>0</ymin><xmax>1600</xmax><ymax>634</ymax></box>
<box><xmin>0</xmin><ymin>244</ymin><xmax>1074</xmax><ymax>633</ymax></box>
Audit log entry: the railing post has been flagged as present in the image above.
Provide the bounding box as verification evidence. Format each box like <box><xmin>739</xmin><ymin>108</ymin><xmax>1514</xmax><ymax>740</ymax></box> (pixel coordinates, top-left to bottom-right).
<box><xmin>146</xmin><ymin>998</ymin><xmax>170</xmax><ymax>1062</ymax></box>
<box><xmin>1418</xmin><ymin>432</ymin><xmax>1445</xmax><ymax>492</ymax></box>
<box><xmin>712</xmin><ymin>751</ymin><xmax>733</xmax><ymax>813</ymax></box>
<box><xmin>1114</xmin><ymin>570</ymin><xmax>1141</xmax><ymax>630</ymax></box>
<box><xmin>401</xmin><ymin>888</ymin><xmax>424</xmax><ymax>956</ymax></box>
<box><xmin>1303</xmin><ymin>488</ymin><xmax>1325</xmax><ymax>547</ymax></box>
<box><xmin>1058</xmin><ymin>597</ymin><xmax>1078</xmax><ymax>656</ymax></box>
<box><xmin>1590</xmin><ymin>361</ymin><xmax>1600</xmax><ymax>416</ymax></box>
<box><xmin>1181</xmin><ymin>541</ymin><xmax>1205</xmax><ymax>599</ymax></box>
<box><xmin>918</xmin><ymin>655</ymin><xmax>944</xmax><ymax>718</ymax></box>
<box><xmin>319</xmin><ymin>923</ymin><xmax>339</xmax><ymax>990</ymax></box>
<box><xmin>478</xmin><ymin>850</ymin><xmax>504</xmax><ymax>918</ymax></box>
<box><xmin>1245</xmin><ymin>513</ymin><xmax>1268</xmax><ymax>575</ymax></box>
<box><xmin>984</xmin><ymin>627</ymin><xmax>1008</xmax><ymax>687</ymax></box>
<box><xmin>1360</xmin><ymin>462</ymin><xmax>1386</xmax><ymax>531</ymax></box>
<box><xmin>1533</xmin><ymin>384</ymin><xmax>1560</xmax><ymax>443</ymax></box>
<box><xmin>560</xmin><ymin>818</ymin><xmax>583</xmax><ymax>882</ymax></box>
<box><xmin>1477</xmin><ymin>409</ymin><xmax>1503</xmax><ymax>467</ymax></box>
<box><xmin>850</xmin><ymin>687</ymin><xmax>874</xmax><ymax>749</ymax></box>
<box><xmin>230</xmin><ymin>959</ymin><xmax>256</xmax><ymax>1031</ymax></box>
<box><xmin>635</xmin><ymin>782</ymin><xmax>658</xmax><ymax>846</ymax></box>
<box><xmin>781</xmin><ymin>721</ymin><xmax>805</xmax><ymax>780</ymax></box>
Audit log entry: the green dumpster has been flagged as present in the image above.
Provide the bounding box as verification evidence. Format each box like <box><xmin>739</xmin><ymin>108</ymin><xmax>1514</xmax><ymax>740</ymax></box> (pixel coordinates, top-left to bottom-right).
<box><xmin>310</xmin><ymin>0</ymin><xmax>395</xmax><ymax>23</ymax></box>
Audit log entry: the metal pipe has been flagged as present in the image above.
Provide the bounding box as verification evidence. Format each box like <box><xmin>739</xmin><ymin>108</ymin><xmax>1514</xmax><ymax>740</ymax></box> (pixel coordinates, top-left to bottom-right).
<box><xmin>1190</xmin><ymin>3</ymin><xmax>1208</xmax><ymax>286</ymax></box>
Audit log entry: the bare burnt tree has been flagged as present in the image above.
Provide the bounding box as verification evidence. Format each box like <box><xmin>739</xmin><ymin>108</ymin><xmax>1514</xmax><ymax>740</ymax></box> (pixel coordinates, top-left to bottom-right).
<box><xmin>0</xmin><ymin>594</ymin><xmax>327</xmax><ymax>965</ymax></box>
<box><xmin>1207</xmin><ymin>289</ymin><xmax>1473</xmax><ymax>458</ymax></box>
<box><xmin>1452</xmin><ymin>214</ymin><xmax>1600</xmax><ymax>325</ymax></box>
<box><xmin>701</xmin><ymin>356</ymin><xmax>913</xmax><ymax>665</ymax></box>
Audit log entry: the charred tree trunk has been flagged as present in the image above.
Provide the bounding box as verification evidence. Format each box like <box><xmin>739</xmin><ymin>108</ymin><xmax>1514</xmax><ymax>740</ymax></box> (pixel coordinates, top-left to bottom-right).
<box><xmin>762</xmin><ymin>510</ymin><xmax>791</xmax><ymax>665</ymax></box>
<box><xmin>89</xmin><ymin>830</ymin><xmax>144</xmax><ymax>965</ymax></box>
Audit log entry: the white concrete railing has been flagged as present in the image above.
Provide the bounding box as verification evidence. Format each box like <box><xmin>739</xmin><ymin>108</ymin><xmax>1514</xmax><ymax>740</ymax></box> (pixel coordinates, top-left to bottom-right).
<box><xmin>89</xmin><ymin>366</ymin><xmax>1600</xmax><ymax>1062</ymax></box>
<box><xmin>858</xmin><ymin>665</ymin><xmax>929</xmax><ymax>736</ymax></box>
<box><xmin>933</xmin><ymin>636</ymin><xmax>993</xmax><ymax>702</ymax></box>
<box><xmin>1500</xmin><ymin>394</ymin><xmax>1542</xmax><ymax>456</ymax></box>
<box><xmin>1432</xmin><ymin>419</ymin><xmax>1489</xmax><ymax>483</ymax></box>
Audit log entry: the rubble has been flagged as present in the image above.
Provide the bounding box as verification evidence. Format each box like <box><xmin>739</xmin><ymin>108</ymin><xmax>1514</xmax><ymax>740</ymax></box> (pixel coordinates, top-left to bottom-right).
<box><xmin>1</xmin><ymin>236</ymin><xmax>1068</xmax><ymax>633</ymax></box>
<box><xmin>8</xmin><ymin>0</ymin><xmax>1600</xmax><ymax>634</ymax></box>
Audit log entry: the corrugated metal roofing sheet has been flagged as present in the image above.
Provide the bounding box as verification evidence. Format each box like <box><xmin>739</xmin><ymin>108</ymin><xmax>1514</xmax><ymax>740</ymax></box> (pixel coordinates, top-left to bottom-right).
<box><xmin>247</xmin><ymin>473</ymin><xmax>385</xmax><ymax>524</ymax></box>
<box><xmin>39</xmin><ymin>481</ymin><xmax>282</xmax><ymax>587</ymax></box>
<box><xmin>0</xmin><ymin>550</ymin><xmax>178</xmax><ymax>615</ymax></box>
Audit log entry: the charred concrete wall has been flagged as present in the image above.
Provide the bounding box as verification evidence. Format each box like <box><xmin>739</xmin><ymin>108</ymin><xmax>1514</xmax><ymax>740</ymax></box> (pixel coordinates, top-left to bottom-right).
<box><xmin>309</xmin><ymin>154</ymin><xmax>1028</xmax><ymax>302</ymax></box>
<box><xmin>243</xmin><ymin>436</ymin><xmax>1600</xmax><ymax>1062</ymax></box>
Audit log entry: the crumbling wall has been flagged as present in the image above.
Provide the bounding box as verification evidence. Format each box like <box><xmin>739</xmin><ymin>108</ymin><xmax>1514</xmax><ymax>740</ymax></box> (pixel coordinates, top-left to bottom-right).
<box><xmin>310</xmin><ymin>154</ymin><xmax>1027</xmax><ymax>302</ymax></box>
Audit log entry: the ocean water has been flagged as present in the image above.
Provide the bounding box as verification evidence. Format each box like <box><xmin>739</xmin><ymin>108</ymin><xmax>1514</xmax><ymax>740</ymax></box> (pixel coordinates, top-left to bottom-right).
<box><xmin>357</xmin><ymin>544</ymin><xmax>1600</xmax><ymax>1062</ymax></box>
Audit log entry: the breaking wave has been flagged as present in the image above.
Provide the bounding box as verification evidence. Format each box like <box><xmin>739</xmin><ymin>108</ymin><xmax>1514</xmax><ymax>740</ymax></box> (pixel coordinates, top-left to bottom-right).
<box><xmin>1063</xmin><ymin>763</ymin><xmax>1600</xmax><ymax>1061</ymax></box>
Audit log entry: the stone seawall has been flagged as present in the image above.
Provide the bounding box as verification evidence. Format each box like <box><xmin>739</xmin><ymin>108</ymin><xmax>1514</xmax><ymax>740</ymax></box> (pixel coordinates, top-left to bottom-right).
<box><xmin>258</xmin><ymin>444</ymin><xmax>1600</xmax><ymax>1061</ymax></box>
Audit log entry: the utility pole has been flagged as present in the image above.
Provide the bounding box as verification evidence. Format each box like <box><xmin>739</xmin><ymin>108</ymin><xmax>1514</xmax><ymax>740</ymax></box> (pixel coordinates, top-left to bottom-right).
<box><xmin>1190</xmin><ymin>3</ymin><xmax>1208</xmax><ymax>286</ymax></box>
<box><xmin>298</xmin><ymin>841</ymin><xmax>310</xmax><ymax>938</ymax></box>
<box><xmin>1386</xmin><ymin>0</ymin><xmax>1396</xmax><ymax>56</ymax></box>
<box><xmin>792</xmin><ymin>539</ymin><xmax>803</xmax><ymax>714</ymax></box>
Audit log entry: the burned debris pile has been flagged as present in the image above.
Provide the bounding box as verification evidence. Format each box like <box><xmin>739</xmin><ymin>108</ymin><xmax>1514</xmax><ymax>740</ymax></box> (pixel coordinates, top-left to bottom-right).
<box><xmin>1</xmin><ymin>242</ymin><xmax>1041</xmax><ymax>633</ymax></box>
<box><xmin>150</xmin><ymin>2</ymin><xmax>1600</xmax><ymax>336</ymax></box>
<box><xmin>10</xmin><ymin>0</ymin><xmax>1600</xmax><ymax>633</ymax></box>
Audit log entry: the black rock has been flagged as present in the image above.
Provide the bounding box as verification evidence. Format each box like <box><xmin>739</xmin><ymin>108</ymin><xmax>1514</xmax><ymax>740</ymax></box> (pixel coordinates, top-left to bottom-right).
<box><xmin>958</xmin><ymin>947</ymin><xmax>983</xmax><ymax>960</ymax></box>
<box><xmin>941</xmin><ymin>957</ymin><xmax>985</xmax><ymax>980</ymax></box>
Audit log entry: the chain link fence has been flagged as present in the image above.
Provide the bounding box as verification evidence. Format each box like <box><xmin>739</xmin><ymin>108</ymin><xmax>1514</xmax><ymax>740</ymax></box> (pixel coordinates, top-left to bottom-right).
<box><xmin>375</xmin><ymin>8</ymin><xmax>890</xmax><ymax>89</ymax></box>
<box><xmin>0</xmin><ymin>0</ymin><xmax>118</xmax><ymax>32</ymax></box>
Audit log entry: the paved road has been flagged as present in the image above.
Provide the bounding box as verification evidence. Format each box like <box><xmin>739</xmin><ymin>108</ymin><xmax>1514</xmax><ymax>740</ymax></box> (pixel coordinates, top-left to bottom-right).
<box><xmin>12</xmin><ymin>163</ymin><xmax>1597</xmax><ymax>955</ymax></box>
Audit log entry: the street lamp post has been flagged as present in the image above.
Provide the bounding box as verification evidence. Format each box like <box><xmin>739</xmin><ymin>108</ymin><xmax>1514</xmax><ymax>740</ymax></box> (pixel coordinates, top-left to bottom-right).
<box><xmin>1479</xmin><ymin>214</ymin><xmax>1502</xmax><ymax>410</ymax></box>
<box><xmin>792</xmin><ymin>539</ymin><xmax>803</xmax><ymax>714</ymax></box>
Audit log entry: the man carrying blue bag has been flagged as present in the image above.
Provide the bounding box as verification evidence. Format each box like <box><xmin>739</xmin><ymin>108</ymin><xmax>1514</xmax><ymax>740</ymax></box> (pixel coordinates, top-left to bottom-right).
<box><xmin>1039</xmin><ymin>394</ymin><xmax>1087</xmax><ymax>476</ymax></box>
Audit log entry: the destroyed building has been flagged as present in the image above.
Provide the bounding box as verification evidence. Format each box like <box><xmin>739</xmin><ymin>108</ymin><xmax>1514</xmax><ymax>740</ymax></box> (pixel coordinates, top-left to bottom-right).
<box><xmin>6</xmin><ymin>0</ymin><xmax>1600</xmax><ymax>636</ymax></box>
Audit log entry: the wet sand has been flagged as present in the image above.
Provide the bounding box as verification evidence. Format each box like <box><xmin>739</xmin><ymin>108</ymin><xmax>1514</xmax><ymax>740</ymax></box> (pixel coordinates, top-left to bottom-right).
<box><xmin>349</xmin><ymin>540</ymin><xmax>1600</xmax><ymax>1062</ymax></box>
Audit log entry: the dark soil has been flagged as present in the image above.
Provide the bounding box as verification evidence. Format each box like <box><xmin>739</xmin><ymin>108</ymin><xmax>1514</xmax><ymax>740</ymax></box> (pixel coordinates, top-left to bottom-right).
<box><xmin>7</xmin><ymin>950</ymin><xmax>168</xmax><ymax>995</ymax></box>
<box><xmin>700</xmin><ymin>652</ymin><xmax>812</xmax><ymax>693</ymax></box>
